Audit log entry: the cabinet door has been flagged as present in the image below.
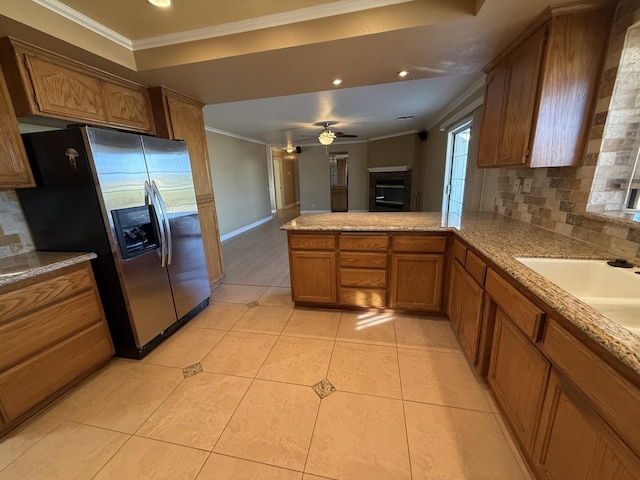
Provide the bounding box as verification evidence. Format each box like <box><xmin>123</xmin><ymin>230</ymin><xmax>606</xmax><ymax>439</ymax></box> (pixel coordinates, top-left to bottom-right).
<box><xmin>458</xmin><ymin>273</ymin><xmax>484</xmax><ymax>363</ymax></box>
<box><xmin>390</xmin><ymin>253</ymin><xmax>444</xmax><ymax>311</ymax></box>
<box><xmin>102</xmin><ymin>81</ymin><xmax>155</xmax><ymax>133</ymax></box>
<box><xmin>477</xmin><ymin>65</ymin><xmax>507</xmax><ymax>167</ymax></box>
<box><xmin>496</xmin><ymin>27</ymin><xmax>546</xmax><ymax>166</ymax></box>
<box><xmin>196</xmin><ymin>200</ymin><xmax>224</xmax><ymax>286</ymax></box>
<box><xmin>0</xmin><ymin>64</ymin><xmax>34</xmax><ymax>188</ymax></box>
<box><xmin>165</xmin><ymin>95</ymin><xmax>215</xmax><ymax>198</ymax></box>
<box><xmin>534</xmin><ymin>371</ymin><xmax>640</xmax><ymax>480</ymax></box>
<box><xmin>25</xmin><ymin>53</ymin><xmax>106</xmax><ymax>123</ymax></box>
<box><xmin>290</xmin><ymin>251</ymin><xmax>337</xmax><ymax>304</ymax></box>
<box><xmin>489</xmin><ymin>308</ymin><xmax>550</xmax><ymax>453</ymax></box>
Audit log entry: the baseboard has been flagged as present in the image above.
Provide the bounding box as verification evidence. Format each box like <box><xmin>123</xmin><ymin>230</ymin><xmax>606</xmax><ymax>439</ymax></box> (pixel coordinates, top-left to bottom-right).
<box><xmin>300</xmin><ymin>209</ymin><xmax>331</xmax><ymax>214</ymax></box>
<box><xmin>220</xmin><ymin>215</ymin><xmax>273</xmax><ymax>242</ymax></box>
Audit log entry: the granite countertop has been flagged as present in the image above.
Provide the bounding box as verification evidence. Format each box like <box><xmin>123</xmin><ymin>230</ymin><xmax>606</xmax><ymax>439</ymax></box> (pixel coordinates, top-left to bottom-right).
<box><xmin>0</xmin><ymin>251</ymin><xmax>97</xmax><ymax>288</ymax></box>
<box><xmin>282</xmin><ymin>211</ymin><xmax>640</xmax><ymax>376</ymax></box>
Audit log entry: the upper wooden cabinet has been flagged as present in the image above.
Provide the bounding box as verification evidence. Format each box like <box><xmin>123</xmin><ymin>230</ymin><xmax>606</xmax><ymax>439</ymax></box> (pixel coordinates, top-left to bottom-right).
<box><xmin>477</xmin><ymin>6</ymin><xmax>612</xmax><ymax>168</ymax></box>
<box><xmin>149</xmin><ymin>86</ymin><xmax>224</xmax><ymax>287</ymax></box>
<box><xmin>0</xmin><ymin>37</ymin><xmax>155</xmax><ymax>134</ymax></box>
<box><xmin>0</xmin><ymin>63</ymin><xmax>34</xmax><ymax>188</ymax></box>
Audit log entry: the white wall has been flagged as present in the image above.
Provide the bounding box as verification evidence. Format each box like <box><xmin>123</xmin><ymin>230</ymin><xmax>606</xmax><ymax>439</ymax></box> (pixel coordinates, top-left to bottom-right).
<box><xmin>206</xmin><ymin>131</ymin><xmax>272</xmax><ymax>236</ymax></box>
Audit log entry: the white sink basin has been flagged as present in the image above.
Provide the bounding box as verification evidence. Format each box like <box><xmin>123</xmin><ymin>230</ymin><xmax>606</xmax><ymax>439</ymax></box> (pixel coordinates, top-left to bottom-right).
<box><xmin>515</xmin><ymin>258</ymin><xmax>640</xmax><ymax>335</ymax></box>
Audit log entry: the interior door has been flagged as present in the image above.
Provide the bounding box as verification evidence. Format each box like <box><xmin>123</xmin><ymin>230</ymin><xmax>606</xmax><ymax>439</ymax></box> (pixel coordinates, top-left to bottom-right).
<box><xmin>330</xmin><ymin>153</ymin><xmax>348</xmax><ymax>212</ymax></box>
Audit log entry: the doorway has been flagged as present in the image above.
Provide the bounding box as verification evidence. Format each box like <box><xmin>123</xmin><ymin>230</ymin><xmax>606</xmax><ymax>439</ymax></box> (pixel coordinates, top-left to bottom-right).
<box><xmin>271</xmin><ymin>150</ymin><xmax>300</xmax><ymax>211</ymax></box>
<box><xmin>443</xmin><ymin>121</ymin><xmax>472</xmax><ymax>226</ymax></box>
<box><xmin>330</xmin><ymin>152</ymin><xmax>348</xmax><ymax>212</ymax></box>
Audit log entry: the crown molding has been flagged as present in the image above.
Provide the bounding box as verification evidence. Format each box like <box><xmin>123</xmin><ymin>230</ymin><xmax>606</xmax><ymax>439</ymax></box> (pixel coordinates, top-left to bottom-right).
<box><xmin>426</xmin><ymin>76</ymin><xmax>485</xmax><ymax>131</ymax></box>
<box><xmin>204</xmin><ymin>126</ymin><xmax>266</xmax><ymax>145</ymax></box>
<box><xmin>32</xmin><ymin>0</ymin><xmax>132</xmax><ymax>49</ymax></box>
<box><xmin>132</xmin><ymin>0</ymin><xmax>413</xmax><ymax>50</ymax></box>
<box><xmin>369</xmin><ymin>130</ymin><xmax>419</xmax><ymax>141</ymax></box>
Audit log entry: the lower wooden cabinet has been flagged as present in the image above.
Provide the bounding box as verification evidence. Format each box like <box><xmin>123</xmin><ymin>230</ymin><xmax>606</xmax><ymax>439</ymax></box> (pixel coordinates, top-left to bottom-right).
<box><xmin>488</xmin><ymin>308</ymin><xmax>550</xmax><ymax>454</ymax></box>
<box><xmin>533</xmin><ymin>370</ymin><xmax>640</xmax><ymax>479</ymax></box>
<box><xmin>390</xmin><ymin>253</ymin><xmax>444</xmax><ymax>311</ymax></box>
<box><xmin>290</xmin><ymin>250</ymin><xmax>337</xmax><ymax>304</ymax></box>
<box><xmin>0</xmin><ymin>261</ymin><xmax>114</xmax><ymax>434</ymax></box>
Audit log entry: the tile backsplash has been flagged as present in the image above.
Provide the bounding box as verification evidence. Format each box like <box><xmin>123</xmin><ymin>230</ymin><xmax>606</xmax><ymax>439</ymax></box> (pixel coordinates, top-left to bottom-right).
<box><xmin>0</xmin><ymin>189</ymin><xmax>34</xmax><ymax>259</ymax></box>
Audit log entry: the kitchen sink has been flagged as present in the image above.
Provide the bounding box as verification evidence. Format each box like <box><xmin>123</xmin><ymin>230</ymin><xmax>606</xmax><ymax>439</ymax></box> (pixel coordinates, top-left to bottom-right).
<box><xmin>515</xmin><ymin>258</ymin><xmax>640</xmax><ymax>335</ymax></box>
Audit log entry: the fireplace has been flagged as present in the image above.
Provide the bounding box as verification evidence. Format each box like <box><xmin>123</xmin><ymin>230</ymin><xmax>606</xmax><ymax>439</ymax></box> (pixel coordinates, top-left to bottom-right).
<box><xmin>368</xmin><ymin>167</ymin><xmax>412</xmax><ymax>212</ymax></box>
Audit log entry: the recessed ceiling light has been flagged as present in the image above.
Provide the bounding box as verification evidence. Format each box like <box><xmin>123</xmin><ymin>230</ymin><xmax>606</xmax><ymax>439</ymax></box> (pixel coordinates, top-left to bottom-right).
<box><xmin>332</xmin><ymin>79</ymin><xmax>343</xmax><ymax>86</ymax></box>
<box><xmin>147</xmin><ymin>0</ymin><xmax>172</xmax><ymax>7</ymax></box>
<box><xmin>398</xmin><ymin>70</ymin><xmax>409</xmax><ymax>78</ymax></box>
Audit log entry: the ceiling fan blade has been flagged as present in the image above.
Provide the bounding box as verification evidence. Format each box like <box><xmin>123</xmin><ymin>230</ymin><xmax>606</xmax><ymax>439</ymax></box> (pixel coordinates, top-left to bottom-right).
<box><xmin>335</xmin><ymin>132</ymin><xmax>358</xmax><ymax>138</ymax></box>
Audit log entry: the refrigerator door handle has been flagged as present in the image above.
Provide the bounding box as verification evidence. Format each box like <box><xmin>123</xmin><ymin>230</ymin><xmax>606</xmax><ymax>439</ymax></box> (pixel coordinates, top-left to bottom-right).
<box><xmin>145</xmin><ymin>180</ymin><xmax>167</xmax><ymax>267</ymax></box>
<box><xmin>151</xmin><ymin>180</ymin><xmax>173</xmax><ymax>266</ymax></box>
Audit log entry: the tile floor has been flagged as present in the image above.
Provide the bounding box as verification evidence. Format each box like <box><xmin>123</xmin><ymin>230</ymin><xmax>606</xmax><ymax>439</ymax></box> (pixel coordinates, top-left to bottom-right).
<box><xmin>0</xmin><ymin>284</ymin><xmax>532</xmax><ymax>479</ymax></box>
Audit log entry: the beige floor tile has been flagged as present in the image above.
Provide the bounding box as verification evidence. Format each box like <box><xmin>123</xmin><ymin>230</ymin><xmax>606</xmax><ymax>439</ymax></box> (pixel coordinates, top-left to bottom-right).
<box><xmin>493</xmin><ymin>410</ymin><xmax>536</xmax><ymax>480</ymax></box>
<box><xmin>306</xmin><ymin>392</ymin><xmax>411</xmax><ymax>480</ymax></box>
<box><xmin>231</xmin><ymin>305</ymin><xmax>294</xmax><ymax>335</ymax></box>
<box><xmin>328</xmin><ymin>342</ymin><xmax>402</xmax><ymax>399</ymax></box>
<box><xmin>47</xmin><ymin>359</ymin><xmax>183</xmax><ymax>434</ymax></box>
<box><xmin>0</xmin><ymin>421</ymin><xmax>128</xmax><ymax>480</ymax></box>
<box><xmin>302</xmin><ymin>475</ymin><xmax>335</xmax><ymax>480</ymax></box>
<box><xmin>336</xmin><ymin>311</ymin><xmax>396</xmax><ymax>346</ymax></box>
<box><xmin>94</xmin><ymin>436</ymin><xmax>208</xmax><ymax>480</ymax></box>
<box><xmin>394</xmin><ymin>315</ymin><xmax>460</xmax><ymax>352</ymax></box>
<box><xmin>258</xmin><ymin>286</ymin><xmax>294</xmax><ymax>307</ymax></box>
<box><xmin>404</xmin><ymin>401</ymin><xmax>525</xmax><ymax>480</ymax></box>
<box><xmin>200</xmin><ymin>331</ymin><xmax>278</xmax><ymax>377</ymax></box>
<box><xmin>214</xmin><ymin>379</ymin><xmax>319</xmax><ymax>471</ymax></box>
<box><xmin>142</xmin><ymin>327</ymin><xmax>226</xmax><ymax>368</ymax></box>
<box><xmin>0</xmin><ymin>414</ymin><xmax>62</xmax><ymax>471</ymax></box>
<box><xmin>196</xmin><ymin>453</ymin><xmax>303</xmax><ymax>479</ymax></box>
<box><xmin>210</xmin><ymin>284</ymin><xmax>268</xmax><ymax>304</ymax></box>
<box><xmin>281</xmin><ymin>309</ymin><xmax>341</xmax><ymax>340</ymax></box>
<box><xmin>136</xmin><ymin>372</ymin><xmax>251</xmax><ymax>450</ymax></box>
<box><xmin>257</xmin><ymin>336</ymin><xmax>333</xmax><ymax>385</ymax></box>
<box><xmin>189</xmin><ymin>302</ymin><xmax>248</xmax><ymax>330</ymax></box>
<box><xmin>398</xmin><ymin>348</ymin><xmax>491</xmax><ymax>411</ymax></box>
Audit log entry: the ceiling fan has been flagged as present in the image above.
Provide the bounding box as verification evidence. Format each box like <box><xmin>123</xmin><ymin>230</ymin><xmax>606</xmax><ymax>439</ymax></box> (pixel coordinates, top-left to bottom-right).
<box><xmin>301</xmin><ymin>121</ymin><xmax>358</xmax><ymax>146</ymax></box>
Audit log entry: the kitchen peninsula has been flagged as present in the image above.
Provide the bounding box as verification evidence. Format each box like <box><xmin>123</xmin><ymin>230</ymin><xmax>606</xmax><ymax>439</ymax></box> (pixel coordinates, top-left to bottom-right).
<box><xmin>283</xmin><ymin>211</ymin><xmax>640</xmax><ymax>479</ymax></box>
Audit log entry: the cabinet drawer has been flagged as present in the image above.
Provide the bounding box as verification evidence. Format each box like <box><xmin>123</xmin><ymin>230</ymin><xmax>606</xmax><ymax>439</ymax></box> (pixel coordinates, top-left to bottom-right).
<box><xmin>0</xmin><ymin>321</ymin><xmax>113</xmax><ymax>421</ymax></box>
<box><xmin>339</xmin><ymin>234</ymin><xmax>388</xmax><ymax>251</ymax></box>
<box><xmin>0</xmin><ymin>264</ymin><xmax>93</xmax><ymax>322</ymax></box>
<box><xmin>485</xmin><ymin>268</ymin><xmax>544</xmax><ymax>340</ymax></box>
<box><xmin>465</xmin><ymin>250</ymin><xmax>487</xmax><ymax>286</ymax></box>
<box><xmin>391</xmin><ymin>235</ymin><xmax>447</xmax><ymax>253</ymax></box>
<box><xmin>0</xmin><ymin>290</ymin><xmax>103</xmax><ymax>371</ymax></box>
<box><xmin>339</xmin><ymin>252</ymin><xmax>387</xmax><ymax>269</ymax></box>
<box><xmin>451</xmin><ymin>238</ymin><xmax>467</xmax><ymax>264</ymax></box>
<box><xmin>340</xmin><ymin>268</ymin><xmax>386</xmax><ymax>288</ymax></box>
<box><xmin>288</xmin><ymin>233</ymin><xmax>336</xmax><ymax>250</ymax></box>
<box><xmin>339</xmin><ymin>288</ymin><xmax>386</xmax><ymax>308</ymax></box>
<box><xmin>542</xmin><ymin>318</ymin><xmax>640</xmax><ymax>457</ymax></box>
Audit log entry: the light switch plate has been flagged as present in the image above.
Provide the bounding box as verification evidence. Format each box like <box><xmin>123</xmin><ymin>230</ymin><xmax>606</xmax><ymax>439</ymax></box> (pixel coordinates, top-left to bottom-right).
<box><xmin>512</xmin><ymin>178</ymin><xmax>522</xmax><ymax>193</ymax></box>
<box><xmin>522</xmin><ymin>178</ymin><xmax>533</xmax><ymax>193</ymax></box>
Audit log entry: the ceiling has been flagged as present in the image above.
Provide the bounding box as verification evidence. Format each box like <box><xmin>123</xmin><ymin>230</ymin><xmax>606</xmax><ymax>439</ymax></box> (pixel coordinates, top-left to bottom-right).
<box><xmin>0</xmin><ymin>0</ymin><xmax>602</xmax><ymax>148</ymax></box>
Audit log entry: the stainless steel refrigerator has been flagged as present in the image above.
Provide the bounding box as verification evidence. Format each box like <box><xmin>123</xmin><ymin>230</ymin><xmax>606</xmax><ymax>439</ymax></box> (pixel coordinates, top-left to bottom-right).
<box><xmin>18</xmin><ymin>126</ymin><xmax>210</xmax><ymax>358</ymax></box>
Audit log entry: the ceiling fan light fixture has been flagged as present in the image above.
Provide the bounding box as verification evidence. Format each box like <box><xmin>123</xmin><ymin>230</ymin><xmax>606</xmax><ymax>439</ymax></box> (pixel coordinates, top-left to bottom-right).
<box><xmin>286</xmin><ymin>146</ymin><xmax>294</xmax><ymax>153</ymax></box>
<box><xmin>147</xmin><ymin>0</ymin><xmax>172</xmax><ymax>7</ymax></box>
<box><xmin>318</xmin><ymin>130</ymin><xmax>336</xmax><ymax>145</ymax></box>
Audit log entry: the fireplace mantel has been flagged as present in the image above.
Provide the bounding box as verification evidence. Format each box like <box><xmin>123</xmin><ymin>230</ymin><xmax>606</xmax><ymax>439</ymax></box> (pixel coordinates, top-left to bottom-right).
<box><xmin>366</xmin><ymin>166</ymin><xmax>411</xmax><ymax>173</ymax></box>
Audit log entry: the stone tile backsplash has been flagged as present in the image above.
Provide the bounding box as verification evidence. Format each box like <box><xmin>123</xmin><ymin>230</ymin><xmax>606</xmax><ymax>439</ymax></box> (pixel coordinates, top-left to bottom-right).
<box><xmin>0</xmin><ymin>189</ymin><xmax>34</xmax><ymax>259</ymax></box>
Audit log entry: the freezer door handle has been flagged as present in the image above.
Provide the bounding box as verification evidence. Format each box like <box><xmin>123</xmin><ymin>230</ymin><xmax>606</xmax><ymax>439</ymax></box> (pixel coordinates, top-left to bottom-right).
<box><xmin>151</xmin><ymin>180</ymin><xmax>173</xmax><ymax>266</ymax></box>
<box><xmin>145</xmin><ymin>180</ymin><xmax>166</xmax><ymax>267</ymax></box>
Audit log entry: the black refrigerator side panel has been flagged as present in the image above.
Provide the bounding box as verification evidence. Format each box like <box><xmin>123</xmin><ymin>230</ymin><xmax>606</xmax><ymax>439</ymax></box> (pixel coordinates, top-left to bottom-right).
<box><xmin>18</xmin><ymin>129</ymin><xmax>140</xmax><ymax>358</ymax></box>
